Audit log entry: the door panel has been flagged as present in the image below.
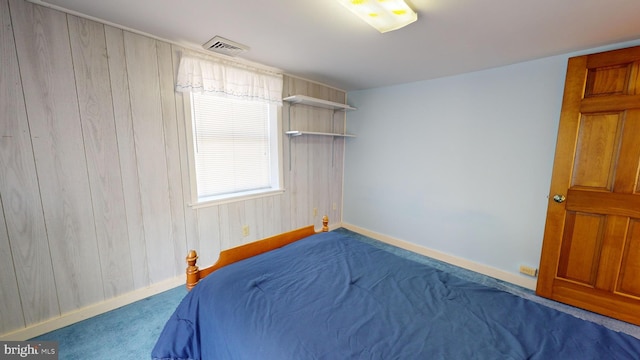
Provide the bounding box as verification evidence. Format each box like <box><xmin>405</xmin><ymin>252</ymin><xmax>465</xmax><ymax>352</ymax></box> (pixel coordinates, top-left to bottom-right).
<box><xmin>616</xmin><ymin>112</ymin><xmax>640</xmax><ymax>192</ymax></box>
<box><xmin>585</xmin><ymin>64</ymin><xmax>632</xmax><ymax>97</ymax></box>
<box><xmin>571</xmin><ymin>113</ymin><xmax>622</xmax><ymax>190</ymax></box>
<box><xmin>594</xmin><ymin>215</ymin><xmax>628</xmax><ymax>291</ymax></box>
<box><xmin>618</xmin><ymin>220</ymin><xmax>640</xmax><ymax>297</ymax></box>
<box><xmin>557</xmin><ymin>212</ymin><xmax>604</xmax><ymax>285</ymax></box>
<box><xmin>537</xmin><ymin>45</ymin><xmax>640</xmax><ymax>325</ymax></box>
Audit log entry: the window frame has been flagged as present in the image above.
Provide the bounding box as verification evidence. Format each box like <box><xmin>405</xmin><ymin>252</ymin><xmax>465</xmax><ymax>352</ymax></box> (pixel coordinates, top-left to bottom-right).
<box><xmin>183</xmin><ymin>93</ymin><xmax>284</xmax><ymax>209</ymax></box>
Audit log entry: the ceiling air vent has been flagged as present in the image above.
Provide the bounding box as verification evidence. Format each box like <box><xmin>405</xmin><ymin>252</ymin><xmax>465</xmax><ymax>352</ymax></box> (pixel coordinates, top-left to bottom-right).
<box><xmin>202</xmin><ymin>36</ymin><xmax>249</xmax><ymax>57</ymax></box>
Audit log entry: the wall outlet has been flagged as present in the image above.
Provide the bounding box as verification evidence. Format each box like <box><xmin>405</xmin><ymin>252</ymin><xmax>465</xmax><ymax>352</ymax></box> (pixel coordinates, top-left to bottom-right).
<box><xmin>242</xmin><ymin>225</ymin><xmax>250</xmax><ymax>237</ymax></box>
<box><xmin>519</xmin><ymin>265</ymin><xmax>538</xmax><ymax>277</ymax></box>
<box><xmin>313</xmin><ymin>208</ymin><xmax>318</xmax><ymax>217</ymax></box>
<box><xmin>333</xmin><ymin>202</ymin><xmax>337</xmax><ymax>210</ymax></box>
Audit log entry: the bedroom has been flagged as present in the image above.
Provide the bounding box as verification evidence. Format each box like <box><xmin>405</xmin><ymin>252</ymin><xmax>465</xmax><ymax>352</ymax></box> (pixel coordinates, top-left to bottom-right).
<box><xmin>1</xmin><ymin>0</ymin><xmax>640</xmax><ymax>353</ymax></box>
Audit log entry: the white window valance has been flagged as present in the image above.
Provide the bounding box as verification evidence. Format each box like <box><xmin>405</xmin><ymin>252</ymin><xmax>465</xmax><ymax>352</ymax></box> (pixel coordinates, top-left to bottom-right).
<box><xmin>176</xmin><ymin>54</ymin><xmax>283</xmax><ymax>105</ymax></box>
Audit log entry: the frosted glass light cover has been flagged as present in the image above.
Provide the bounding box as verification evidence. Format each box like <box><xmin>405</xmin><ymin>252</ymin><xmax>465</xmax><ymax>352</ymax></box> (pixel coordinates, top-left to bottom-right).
<box><xmin>336</xmin><ymin>0</ymin><xmax>417</xmax><ymax>33</ymax></box>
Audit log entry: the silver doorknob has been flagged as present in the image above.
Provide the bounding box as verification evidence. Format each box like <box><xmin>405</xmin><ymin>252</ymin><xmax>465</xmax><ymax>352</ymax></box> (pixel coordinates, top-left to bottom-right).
<box><xmin>553</xmin><ymin>194</ymin><xmax>566</xmax><ymax>203</ymax></box>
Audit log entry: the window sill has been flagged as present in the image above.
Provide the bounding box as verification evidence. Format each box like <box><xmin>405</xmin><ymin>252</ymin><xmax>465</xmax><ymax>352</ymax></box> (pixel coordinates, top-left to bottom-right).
<box><xmin>189</xmin><ymin>188</ymin><xmax>285</xmax><ymax>209</ymax></box>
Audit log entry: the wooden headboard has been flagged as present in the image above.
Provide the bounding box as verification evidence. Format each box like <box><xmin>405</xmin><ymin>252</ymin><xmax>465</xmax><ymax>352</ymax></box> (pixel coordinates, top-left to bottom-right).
<box><xmin>186</xmin><ymin>216</ymin><xmax>329</xmax><ymax>290</ymax></box>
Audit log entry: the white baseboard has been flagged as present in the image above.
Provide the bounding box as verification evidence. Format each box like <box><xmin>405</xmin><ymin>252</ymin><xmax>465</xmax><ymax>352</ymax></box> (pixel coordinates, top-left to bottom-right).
<box><xmin>341</xmin><ymin>222</ymin><xmax>538</xmax><ymax>291</ymax></box>
<box><xmin>1</xmin><ymin>225</ymin><xmax>537</xmax><ymax>341</ymax></box>
<box><xmin>0</xmin><ymin>276</ymin><xmax>185</xmax><ymax>341</ymax></box>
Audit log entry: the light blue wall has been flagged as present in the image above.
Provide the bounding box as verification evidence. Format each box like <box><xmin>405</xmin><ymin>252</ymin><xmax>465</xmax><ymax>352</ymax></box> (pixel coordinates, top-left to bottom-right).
<box><xmin>343</xmin><ymin>40</ymin><xmax>640</xmax><ymax>279</ymax></box>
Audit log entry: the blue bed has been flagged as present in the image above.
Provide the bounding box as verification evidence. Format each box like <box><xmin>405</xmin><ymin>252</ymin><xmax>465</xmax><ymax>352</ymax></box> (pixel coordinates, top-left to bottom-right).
<box><xmin>152</xmin><ymin>230</ymin><xmax>640</xmax><ymax>359</ymax></box>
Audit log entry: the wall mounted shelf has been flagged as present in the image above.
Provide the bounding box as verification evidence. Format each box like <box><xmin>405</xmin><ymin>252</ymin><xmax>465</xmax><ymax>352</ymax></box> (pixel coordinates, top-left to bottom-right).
<box><xmin>283</xmin><ymin>94</ymin><xmax>356</xmax><ymax>138</ymax></box>
<box><xmin>283</xmin><ymin>95</ymin><xmax>356</xmax><ymax>111</ymax></box>
<box><xmin>284</xmin><ymin>94</ymin><xmax>356</xmax><ymax>169</ymax></box>
<box><xmin>285</xmin><ymin>130</ymin><xmax>356</xmax><ymax>138</ymax></box>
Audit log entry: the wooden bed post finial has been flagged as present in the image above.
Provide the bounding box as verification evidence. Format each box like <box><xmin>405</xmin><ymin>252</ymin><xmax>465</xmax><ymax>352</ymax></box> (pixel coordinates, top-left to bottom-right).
<box><xmin>186</xmin><ymin>250</ymin><xmax>199</xmax><ymax>291</ymax></box>
<box><xmin>322</xmin><ymin>215</ymin><xmax>329</xmax><ymax>232</ymax></box>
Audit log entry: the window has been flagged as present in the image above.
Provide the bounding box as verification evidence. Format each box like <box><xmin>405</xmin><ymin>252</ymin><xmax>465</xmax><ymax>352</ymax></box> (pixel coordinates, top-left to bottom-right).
<box><xmin>188</xmin><ymin>93</ymin><xmax>281</xmax><ymax>206</ymax></box>
<box><xmin>175</xmin><ymin>53</ymin><xmax>283</xmax><ymax>207</ymax></box>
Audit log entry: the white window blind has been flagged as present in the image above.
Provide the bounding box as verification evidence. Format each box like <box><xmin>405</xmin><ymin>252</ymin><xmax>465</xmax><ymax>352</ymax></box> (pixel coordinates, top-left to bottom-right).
<box><xmin>191</xmin><ymin>93</ymin><xmax>278</xmax><ymax>201</ymax></box>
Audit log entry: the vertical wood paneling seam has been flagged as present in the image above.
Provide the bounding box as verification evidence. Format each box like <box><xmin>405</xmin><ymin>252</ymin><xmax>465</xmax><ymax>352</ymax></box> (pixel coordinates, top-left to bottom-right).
<box><xmin>65</xmin><ymin>13</ymin><xmax>106</xmax><ymax>299</ymax></box>
<box><xmin>181</xmin><ymin>94</ymin><xmax>199</xmax><ymax>204</ymax></box>
<box><xmin>152</xmin><ymin>40</ymin><xmax>179</xmax><ymax>274</ymax></box>
<box><xmin>216</xmin><ymin>205</ymin><xmax>223</xmax><ymax>251</ymax></box>
<box><xmin>101</xmin><ymin>24</ymin><xmax>137</xmax><ymax>292</ymax></box>
<box><xmin>71</xmin><ymin>16</ymin><xmax>136</xmax><ymax>296</ymax></box>
<box><xmin>124</xmin><ymin>33</ymin><xmax>177</xmax><ymax>281</ymax></box>
<box><xmin>157</xmin><ymin>43</ymin><xmax>188</xmax><ymax>254</ymax></box>
<box><xmin>194</xmin><ymin>207</ymin><xmax>200</xmax><ymax>257</ymax></box>
<box><xmin>121</xmin><ymin>32</ymin><xmax>151</xmax><ymax>279</ymax></box>
<box><xmin>4</xmin><ymin>7</ymin><xmax>25</xmax><ymax>320</ymax></box>
<box><xmin>0</xmin><ymin>194</ymin><xmax>27</xmax><ymax>327</ymax></box>
<box><xmin>7</xmin><ymin>0</ymin><xmax>62</xmax><ymax>317</ymax></box>
<box><xmin>340</xmin><ymin>111</ymin><xmax>347</xmax><ymax>222</ymax></box>
<box><xmin>107</xmin><ymin>29</ymin><xmax>149</xmax><ymax>285</ymax></box>
<box><xmin>170</xmin><ymin>76</ymin><xmax>190</xmax><ymax>256</ymax></box>
<box><xmin>170</xmin><ymin>45</ymin><xmax>199</xmax><ymax>258</ymax></box>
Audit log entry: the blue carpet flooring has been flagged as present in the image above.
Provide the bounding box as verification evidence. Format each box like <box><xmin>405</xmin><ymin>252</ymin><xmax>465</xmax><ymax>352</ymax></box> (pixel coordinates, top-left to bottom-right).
<box><xmin>339</xmin><ymin>229</ymin><xmax>640</xmax><ymax>340</ymax></box>
<box><xmin>31</xmin><ymin>285</ymin><xmax>187</xmax><ymax>360</ymax></box>
<box><xmin>32</xmin><ymin>228</ymin><xmax>640</xmax><ymax>359</ymax></box>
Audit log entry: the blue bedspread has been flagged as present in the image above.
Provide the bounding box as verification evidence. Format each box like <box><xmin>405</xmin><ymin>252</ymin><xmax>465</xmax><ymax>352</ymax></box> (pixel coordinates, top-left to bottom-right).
<box><xmin>152</xmin><ymin>231</ymin><xmax>640</xmax><ymax>359</ymax></box>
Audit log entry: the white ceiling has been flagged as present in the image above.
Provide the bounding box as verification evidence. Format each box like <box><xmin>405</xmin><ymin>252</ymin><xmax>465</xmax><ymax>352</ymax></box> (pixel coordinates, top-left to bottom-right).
<box><xmin>36</xmin><ymin>0</ymin><xmax>640</xmax><ymax>91</ymax></box>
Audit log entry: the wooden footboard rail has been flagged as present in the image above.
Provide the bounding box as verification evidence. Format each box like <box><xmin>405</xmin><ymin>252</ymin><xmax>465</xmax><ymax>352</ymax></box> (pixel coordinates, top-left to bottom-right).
<box><xmin>186</xmin><ymin>216</ymin><xmax>329</xmax><ymax>290</ymax></box>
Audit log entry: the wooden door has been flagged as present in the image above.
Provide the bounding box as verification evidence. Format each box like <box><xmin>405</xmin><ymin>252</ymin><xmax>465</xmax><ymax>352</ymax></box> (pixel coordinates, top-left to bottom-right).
<box><xmin>536</xmin><ymin>45</ymin><xmax>640</xmax><ymax>326</ymax></box>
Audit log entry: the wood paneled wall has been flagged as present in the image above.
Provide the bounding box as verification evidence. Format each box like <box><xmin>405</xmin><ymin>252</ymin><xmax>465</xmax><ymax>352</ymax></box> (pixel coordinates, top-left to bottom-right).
<box><xmin>0</xmin><ymin>0</ymin><xmax>346</xmax><ymax>336</ymax></box>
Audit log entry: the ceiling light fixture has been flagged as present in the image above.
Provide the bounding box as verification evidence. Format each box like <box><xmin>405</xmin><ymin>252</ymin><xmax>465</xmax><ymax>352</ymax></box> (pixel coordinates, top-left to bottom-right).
<box><xmin>336</xmin><ymin>0</ymin><xmax>417</xmax><ymax>33</ymax></box>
